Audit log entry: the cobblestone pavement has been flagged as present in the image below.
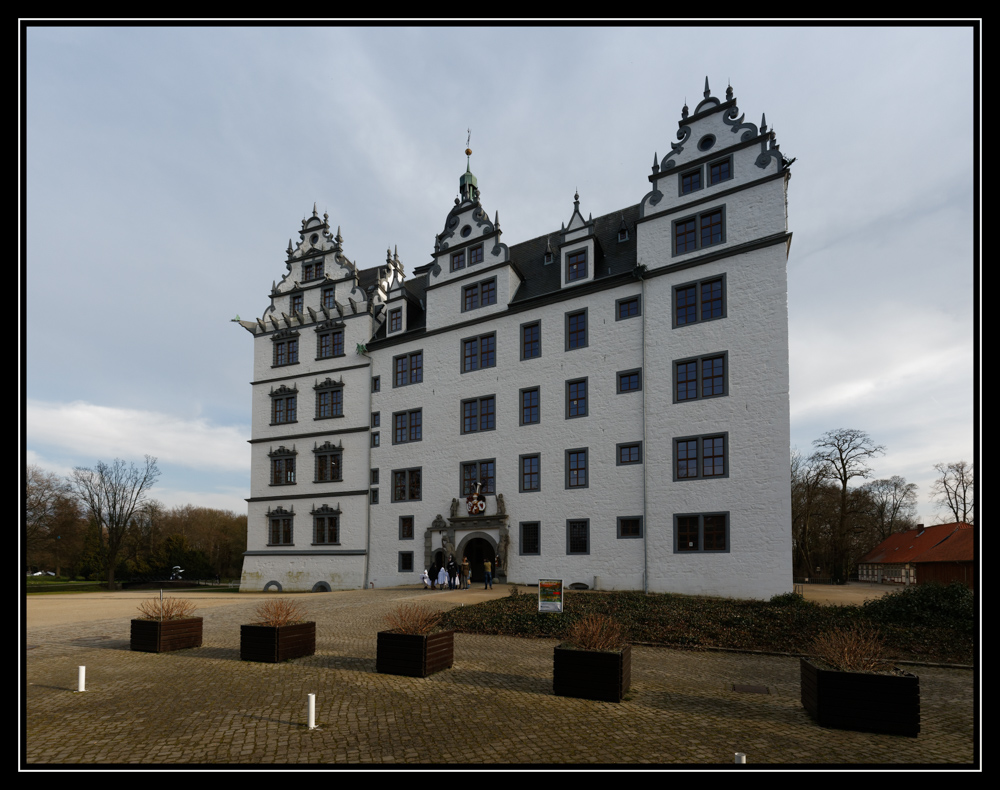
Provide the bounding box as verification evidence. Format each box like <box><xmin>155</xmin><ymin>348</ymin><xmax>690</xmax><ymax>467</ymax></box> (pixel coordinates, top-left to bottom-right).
<box><xmin>24</xmin><ymin>586</ymin><xmax>976</xmax><ymax>767</ymax></box>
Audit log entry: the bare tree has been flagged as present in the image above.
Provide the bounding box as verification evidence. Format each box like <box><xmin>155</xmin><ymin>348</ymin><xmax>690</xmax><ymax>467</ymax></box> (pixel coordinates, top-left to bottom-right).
<box><xmin>25</xmin><ymin>465</ymin><xmax>72</xmax><ymax>573</ymax></box>
<box><xmin>790</xmin><ymin>450</ymin><xmax>829</xmax><ymax>578</ymax></box>
<box><xmin>931</xmin><ymin>461</ymin><xmax>974</xmax><ymax>524</ymax></box>
<box><xmin>860</xmin><ymin>476</ymin><xmax>919</xmax><ymax>543</ymax></box>
<box><xmin>810</xmin><ymin>429</ymin><xmax>885</xmax><ymax>584</ymax></box>
<box><xmin>70</xmin><ymin>456</ymin><xmax>160</xmax><ymax>589</ymax></box>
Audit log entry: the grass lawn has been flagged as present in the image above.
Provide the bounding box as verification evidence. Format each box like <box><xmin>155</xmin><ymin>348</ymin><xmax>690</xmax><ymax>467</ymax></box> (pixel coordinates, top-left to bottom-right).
<box><xmin>439</xmin><ymin>586</ymin><xmax>974</xmax><ymax>665</ymax></box>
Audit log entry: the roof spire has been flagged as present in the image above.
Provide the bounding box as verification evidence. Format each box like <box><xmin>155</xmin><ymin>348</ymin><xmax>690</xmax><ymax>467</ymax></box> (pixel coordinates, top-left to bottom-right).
<box><xmin>704</xmin><ymin>76</ymin><xmax>711</xmax><ymax>98</ymax></box>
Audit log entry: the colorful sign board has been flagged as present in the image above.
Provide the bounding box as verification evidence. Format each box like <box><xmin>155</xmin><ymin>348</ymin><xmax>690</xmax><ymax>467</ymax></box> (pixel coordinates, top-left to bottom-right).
<box><xmin>538</xmin><ymin>578</ymin><xmax>563</xmax><ymax>613</ymax></box>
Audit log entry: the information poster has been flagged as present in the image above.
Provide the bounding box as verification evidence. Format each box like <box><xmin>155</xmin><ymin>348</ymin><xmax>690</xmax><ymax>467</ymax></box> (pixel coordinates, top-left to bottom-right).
<box><xmin>538</xmin><ymin>578</ymin><xmax>563</xmax><ymax>613</ymax></box>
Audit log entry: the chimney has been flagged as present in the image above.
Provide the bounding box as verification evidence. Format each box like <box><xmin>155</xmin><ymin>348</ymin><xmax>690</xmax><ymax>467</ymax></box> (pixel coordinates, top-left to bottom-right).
<box><xmin>916</xmin><ymin>524</ymin><xmax>925</xmax><ymax>536</ymax></box>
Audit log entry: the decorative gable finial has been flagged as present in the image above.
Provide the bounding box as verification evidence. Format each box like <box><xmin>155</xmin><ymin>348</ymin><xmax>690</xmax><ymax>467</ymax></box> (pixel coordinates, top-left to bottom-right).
<box><xmin>494</xmin><ymin>210</ymin><xmax>500</xmax><ymax>230</ymax></box>
<box><xmin>312</xmin><ymin>203</ymin><xmax>319</xmax><ymax>218</ymax></box>
<box><xmin>761</xmin><ymin>113</ymin><xmax>768</xmax><ymax>134</ymax></box>
<box><xmin>652</xmin><ymin>152</ymin><xmax>660</xmax><ymax>175</ymax></box>
<box><xmin>726</xmin><ymin>81</ymin><xmax>733</xmax><ymax>101</ymax></box>
<box><xmin>704</xmin><ymin>76</ymin><xmax>711</xmax><ymax>98</ymax></box>
<box><xmin>287</xmin><ymin>239</ymin><xmax>293</xmax><ymax>255</ymax></box>
<box><xmin>682</xmin><ymin>99</ymin><xmax>688</xmax><ymax>120</ymax></box>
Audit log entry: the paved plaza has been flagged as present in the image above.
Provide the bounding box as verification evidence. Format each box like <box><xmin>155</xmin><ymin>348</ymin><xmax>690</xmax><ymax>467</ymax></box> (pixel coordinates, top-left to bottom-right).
<box><xmin>24</xmin><ymin>586</ymin><xmax>976</xmax><ymax>767</ymax></box>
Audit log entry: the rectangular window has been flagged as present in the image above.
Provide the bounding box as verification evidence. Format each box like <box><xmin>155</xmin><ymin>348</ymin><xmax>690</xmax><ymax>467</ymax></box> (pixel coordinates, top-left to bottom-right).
<box><xmin>271</xmin><ymin>456</ymin><xmax>295</xmax><ymax>485</ymax></box>
<box><xmin>303</xmin><ymin>260</ymin><xmax>324</xmax><ymax>281</ymax></box>
<box><xmin>314</xmin><ymin>515</ymin><xmax>339</xmax><ymax>544</ymax></box>
<box><xmin>372</xmin><ymin>376</ymin><xmax>381</xmax><ymax>393</ymax></box>
<box><xmin>389</xmin><ymin>308</ymin><xmax>402</xmax><ymax>333</ymax></box>
<box><xmin>617</xmin><ymin>442</ymin><xmax>643</xmax><ymax>465</ymax></box>
<box><xmin>675</xmin><ymin>352</ymin><xmax>728</xmax><ymax>401</ymax></box>
<box><xmin>462</xmin><ymin>278</ymin><xmax>497</xmax><ymax>312</ymax></box>
<box><xmin>617</xmin><ymin>368</ymin><xmax>642</xmax><ymax>393</ymax></box>
<box><xmin>674</xmin><ymin>207</ymin><xmax>726</xmax><ymax>255</ymax></box>
<box><xmin>451</xmin><ymin>250</ymin><xmax>466</xmax><ymax>271</ymax></box>
<box><xmin>566</xmin><ymin>250</ymin><xmax>587</xmax><ymax>282</ymax></box>
<box><xmin>392</xmin><ymin>468</ymin><xmax>422</xmax><ymax>502</ymax></box>
<box><xmin>674</xmin><ymin>433</ymin><xmax>728</xmax><ymax>480</ymax></box>
<box><xmin>680</xmin><ymin>168</ymin><xmax>702</xmax><ymax>195</ymax></box>
<box><xmin>371</xmin><ymin>412</ymin><xmax>380</xmax><ymax>428</ymax></box>
<box><xmin>371</xmin><ymin>469</ymin><xmax>379</xmax><ymax>485</ymax></box>
<box><xmin>469</xmin><ymin>244</ymin><xmax>484</xmax><ymax>265</ymax></box>
<box><xmin>618</xmin><ymin>516</ymin><xmax>643</xmax><ymax>539</ymax></box>
<box><xmin>273</xmin><ymin>338</ymin><xmax>299</xmax><ymax>366</ymax></box>
<box><xmin>567</xmin><ymin>519</ymin><xmax>589</xmax><ymax>555</ymax></box>
<box><xmin>566</xmin><ymin>310</ymin><xmax>587</xmax><ymax>350</ymax></box>
<box><xmin>674</xmin><ymin>276</ymin><xmax>726</xmax><ymax>327</ymax></box>
<box><xmin>461</xmin><ymin>396</ymin><xmax>495</xmax><ymax>434</ymax></box>
<box><xmin>566</xmin><ymin>449</ymin><xmax>588</xmax><ymax>489</ymax></box>
<box><xmin>316</xmin><ymin>389</ymin><xmax>343</xmax><ymax>419</ymax></box>
<box><xmin>393</xmin><ymin>409</ymin><xmax>422</xmax><ymax>444</ymax></box>
<box><xmin>317</xmin><ymin>330</ymin><xmax>344</xmax><ymax>360</ymax></box>
<box><xmin>393</xmin><ymin>351</ymin><xmax>423</xmax><ymax>387</ymax></box>
<box><xmin>520</xmin><ymin>454</ymin><xmax>540</xmax><ymax>493</ymax></box>
<box><xmin>709</xmin><ymin>156</ymin><xmax>732</xmax><ymax>185</ymax></box>
<box><xmin>291</xmin><ymin>294</ymin><xmax>303</xmax><ymax>314</ymax></box>
<box><xmin>520</xmin><ymin>387</ymin><xmax>540</xmax><ymax>426</ymax></box>
<box><xmin>521</xmin><ymin>321</ymin><xmax>541</xmax><ymax>360</ymax></box>
<box><xmin>461</xmin><ymin>460</ymin><xmax>495</xmax><ymax>496</ymax></box>
<box><xmin>616</xmin><ymin>295</ymin><xmax>641</xmax><ymax>321</ymax></box>
<box><xmin>675</xmin><ymin>512</ymin><xmax>730</xmax><ymax>553</ymax></box>
<box><xmin>323</xmin><ymin>288</ymin><xmax>336</xmax><ymax>310</ymax></box>
<box><xmin>520</xmin><ymin>522</ymin><xmax>540</xmax><ymax>555</ymax></box>
<box><xmin>399</xmin><ymin>515</ymin><xmax>414</xmax><ymax>540</ymax></box>
<box><xmin>272</xmin><ymin>395</ymin><xmax>297</xmax><ymax>424</ymax></box>
<box><xmin>371</xmin><ymin>431</ymin><xmax>380</xmax><ymax>447</ymax></box>
<box><xmin>370</xmin><ymin>488</ymin><xmax>379</xmax><ymax>504</ymax></box>
<box><xmin>269</xmin><ymin>517</ymin><xmax>293</xmax><ymax>545</ymax></box>
<box><xmin>315</xmin><ymin>452</ymin><xmax>342</xmax><ymax>482</ymax></box>
<box><xmin>566</xmin><ymin>378</ymin><xmax>587</xmax><ymax>419</ymax></box>
<box><xmin>398</xmin><ymin>552</ymin><xmax>414</xmax><ymax>573</ymax></box>
<box><xmin>462</xmin><ymin>333</ymin><xmax>496</xmax><ymax>372</ymax></box>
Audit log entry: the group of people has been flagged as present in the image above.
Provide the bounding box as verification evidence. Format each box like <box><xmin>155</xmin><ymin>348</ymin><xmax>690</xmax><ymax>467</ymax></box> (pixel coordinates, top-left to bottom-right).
<box><xmin>421</xmin><ymin>554</ymin><xmax>500</xmax><ymax>591</ymax></box>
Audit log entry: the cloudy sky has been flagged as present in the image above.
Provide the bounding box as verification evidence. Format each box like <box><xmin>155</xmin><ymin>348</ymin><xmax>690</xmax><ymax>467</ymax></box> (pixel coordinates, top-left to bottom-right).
<box><xmin>23</xmin><ymin>24</ymin><xmax>977</xmax><ymax>524</ymax></box>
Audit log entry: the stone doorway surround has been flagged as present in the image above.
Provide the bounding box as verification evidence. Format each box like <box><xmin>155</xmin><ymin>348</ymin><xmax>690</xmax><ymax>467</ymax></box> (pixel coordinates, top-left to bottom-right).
<box><xmin>424</xmin><ymin>510</ymin><xmax>510</xmax><ymax>583</ymax></box>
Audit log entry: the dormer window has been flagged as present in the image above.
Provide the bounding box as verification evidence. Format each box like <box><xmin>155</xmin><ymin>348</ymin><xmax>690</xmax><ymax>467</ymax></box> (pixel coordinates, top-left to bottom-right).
<box><xmin>389</xmin><ymin>307</ymin><xmax>402</xmax><ymax>333</ymax></box>
<box><xmin>451</xmin><ymin>250</ymin><xmax>466</xmax><ymax>271</ymax></box>
<box><xmin>618</xmin><ymin>228</ymin><xmax>629</xmax><ymax>243</ymax></box>
<box><xmin>544</xmin><ymin>251</ymin><xmax>553</xmax><ymax>264</ymax></box>
<box><xmin>567</xmin><ymin>250</ymin><xmax>587</xmax><ymax>282</ymax></box>
<box><xmin>469</xmin><ymin>244</ymin><xmax>484</xmax><ymax>265</ymax></box>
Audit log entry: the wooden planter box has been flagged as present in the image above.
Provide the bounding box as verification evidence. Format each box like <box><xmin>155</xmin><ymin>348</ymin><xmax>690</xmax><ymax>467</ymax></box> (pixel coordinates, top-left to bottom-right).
<box><xmin>376</xmin><ymin>630</ymin><xmax>454</xmax><ymax>678</ymax></box>
<box><xmin>240</xmin><ymin>622</ymin><xmax>316</xmax><ymax>663</ymax></box>
<box><xmin>130</xmin><ymin>617</ymin><xmax>203</xmax><ymax>653</ymax></box>
<box><xmin>800</xmin><ymin>658</ymin><xmax>920</xmax><ymax>737</ymax></box>
<box><xmin>553</xmin><ymin>643</ymin><xmax>631</xmax><ymax>703</ymax></box>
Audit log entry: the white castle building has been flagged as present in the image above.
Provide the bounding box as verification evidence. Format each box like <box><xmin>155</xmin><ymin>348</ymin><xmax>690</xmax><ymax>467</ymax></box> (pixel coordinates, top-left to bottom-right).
<box><xmin>237</xmin><ymin>80</ymin><xmax>794</xmax><ymax>599</ymax></box>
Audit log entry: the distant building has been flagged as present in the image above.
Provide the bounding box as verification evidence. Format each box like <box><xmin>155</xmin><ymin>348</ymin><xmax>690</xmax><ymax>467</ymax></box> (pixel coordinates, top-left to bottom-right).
<box><xmin>236</xmin><ymin>79</ymin><xmax>795</xmax><ymax>598</ymax></box>
<box><xmin>857</xmin><ymin>522</ymin><xmax>974</xmax><ymax>589</ymax></box>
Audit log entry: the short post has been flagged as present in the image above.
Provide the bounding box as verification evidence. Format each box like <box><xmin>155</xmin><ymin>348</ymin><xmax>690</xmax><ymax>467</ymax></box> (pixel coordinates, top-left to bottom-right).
<box><xmin>734</xmin><ymin>752</ymin><xmax>746</xmax><ymax>764</ymax></box>
<box><xmin>307</xmin><ymin>693</ymin><xmax>316</xmax><ymax>729</ymax></box>
<box><xmin>77</xmin><ymin>666</ymin><xmax>86</xmax><ymax>692</ymax></box>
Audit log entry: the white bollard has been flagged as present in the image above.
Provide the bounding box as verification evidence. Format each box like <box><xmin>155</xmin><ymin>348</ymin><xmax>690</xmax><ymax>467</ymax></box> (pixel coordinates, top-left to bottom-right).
<box><xmin>307</xmin><ymin>693</ymin><xmax>316</xmax><ymax>729</ymax></box>
<box><xmin>734</xmin><ymin>752</ymin><xmax>746</xmax><ymax>764</ymax></box>
<box><xmin>77</xmin><ymin>666</ymin><xmax>86</xmax><ymax>692</ymax></box>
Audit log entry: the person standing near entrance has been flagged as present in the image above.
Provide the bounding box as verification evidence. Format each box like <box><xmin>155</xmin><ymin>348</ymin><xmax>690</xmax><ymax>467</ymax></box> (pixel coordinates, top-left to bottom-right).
<box><xmin>462</xmin><ymin>557</ymin><xmax>471</xmax><ymax>590</ymax></box>
<box><xmin>484</xmin><ymin>558</ymin><xmax>493</xmax><ymax>590</ymax></box>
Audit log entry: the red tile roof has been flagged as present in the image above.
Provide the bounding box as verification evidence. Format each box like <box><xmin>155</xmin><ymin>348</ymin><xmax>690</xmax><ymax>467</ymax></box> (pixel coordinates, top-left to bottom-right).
<box><xmin>860</xmin><ymin>523</ymin><xmax>973</xmax><ymax>564</ymax></box>
<box><xmin>913</xmin><ymin>526</ymin><xmax>974</xmax><ymax>563</ymax></box>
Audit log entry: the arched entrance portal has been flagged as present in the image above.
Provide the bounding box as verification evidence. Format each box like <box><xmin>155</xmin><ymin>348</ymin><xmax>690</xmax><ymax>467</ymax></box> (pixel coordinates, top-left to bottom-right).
<box><xmin>461</xmin><ymin>536</ymin><xmax>495</xmax><ymax>584</ymax></box>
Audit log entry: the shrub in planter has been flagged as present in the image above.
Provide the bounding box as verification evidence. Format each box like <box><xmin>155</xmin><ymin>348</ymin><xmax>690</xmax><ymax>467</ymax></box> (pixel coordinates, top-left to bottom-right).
<box><xmin>131</xmin><ymin>597</ymin><xmax>202</xmax><ymax>653</ymax></box>
<box><xmin>376</xmin><ymin>604</ymin><xmax>453</xmax><ymax>678</ymax></box>
<box><xmin>240</xmin><ymin>598</ymin><xmax>315</xmax><ymax>663</ymax></box>
<box><xmin>801</xmin><ymin>623</ymin><xmax>919</xmax><ymax>737</ymax></box>
<box><xmin>553</xmin><ymin>614</ymin><xmax>631</xmax><ymax>703</ymax></box>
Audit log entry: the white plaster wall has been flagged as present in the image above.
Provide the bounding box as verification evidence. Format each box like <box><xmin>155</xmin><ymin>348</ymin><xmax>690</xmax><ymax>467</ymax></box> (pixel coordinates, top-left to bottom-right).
<box><xmin>240</xmin><ymin>553</ymin><xmax>366</xmax><ymax>592</ymax></box>
<box><xmin>424</xmin><ymin>263</ymin><xmax>518</xmax><ymax>331</ymax></box>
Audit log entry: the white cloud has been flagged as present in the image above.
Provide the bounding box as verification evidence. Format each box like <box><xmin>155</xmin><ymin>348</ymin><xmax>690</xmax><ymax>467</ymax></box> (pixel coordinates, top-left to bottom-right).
<box><xmin>26</xmin><ymin>400</ymin><xmax>249</xmax><ymax>473</ymax></box>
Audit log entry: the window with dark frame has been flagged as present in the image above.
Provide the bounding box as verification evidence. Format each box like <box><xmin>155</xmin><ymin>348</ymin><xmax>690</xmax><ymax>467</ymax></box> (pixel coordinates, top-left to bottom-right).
<box><xmin>674</xmin><ymin>208</ymin><xmax>725</xmax><ymax>255</ymax></box>
<box><xmin>618</xmin><ymin>442</ymin><xmax>642</xmax><ymax>465</ymax></box>
<box><xmin>462</xmin><ymin>396</ymin><xmax>495</xmax><ymax>434</ymax></box>
<box><xmin>393</xmin><ymin>351</ymin><xmax>423</xmax><ymax>387</ymax></box>
<box><xmin>291</xmin><ymin>294</ymin><xmax>303</xmax><ymax>314</ymax></box>
<box><xmin>674</xmin><ymin>277</ymin><xmax>725</xmax><ymax>327</ymax></box>
<box><xmin>681</xmin><ymin>168</ymin><xmax>702</xmax><ymax>194</ymax></box>
<box><xmin>709</xmin><ymin>157</ymin><xmax>731</xmax><ymax>185</ymax></box>
<box><xmin>399</xmin><ymin>516</ymin><xmax>414</xmax><ymax>540</ymax></box>
<box><xmin>462</xmin><ymin>460</ymin><xmax>495</xmax><ymax>495</ymax></box>
<box><xmin>271</xmin><ymin>391</ymin><xmax>297</xmax><ymax>424</ymax></box>
<box><xmin>317</xmin><ymin>329</ymin><xmax>344</xmax><ymax>360</ymax></box>
<box><xmin>314</xmin><ymin>449</ymin><xmax>342</xmax><ymax>482</ymax></box>
<box><xmin>393</xmin><ymin>409</ymin><xmax>422</xmax><ymax>444</ymax></box>
<box><xmin>469</xmin><ymin>244</ymin><xmax>484</xmax><ymax>265</ymax></box>
<box><xmin>451</xmin><ymin>250</ymin><xmax>466</xmax><ymax>271</ymax></box>
<box><xmin>566</xmin><ymin>379</ymin><xmax>587</xmax><ymax>418</ymax></box>
<box><xmin>618</xmin><ymin>517</ymin><xmax>642</xmax><ymax>539</ymax></box>
<box><xmin>675</xmin><ymin>434</ymin><xmax>727</xmax><ymax>480</ymax></box>
<box><xmin>617</xmin><ymin>296</ymin><xmax>640</xmax><ymax>320</ymax></box>
<box><xmin>313</xmin><ymin>506</ymin><xmax>339</xmax><ymax>544</ymax></box>
<box><xmin>520</xmin><ymin>522</ymin><xmax>540</xmax><ymax>555</ymax></box>
<box><xmin>566</xmin><ymin>449</ymin><xmax>588</xmax><ymax>489</ymax></box>
<box><xmin>617</xmin><ymin>369</ymin><xmax>642</xmax><ymax>393</ymax></box>
<box><xmin>271</xmin><ymin>455</ymin><xmax>295</xmax><ymax>485</ymax></box>
<box><xmin>273</xmin><ymin>337</ymin><xmax>299</xmax><ymax>366</ymax></box>
<box><xmin>303</xmin><ymin>260</ymin><xmax>324</xmax><ymax>281</ymax></box>
<box><xmin>521</xmin><ymin>321</ymin><xmax>540</xmax><ymax>359</ymax></box>
<box><xmin>392</xmin><ymin>468</ymin><xmax>422</xmax><ymax>502</ymax></box>
<box><xmin>521</xmin><ymin>387</ymin><xmax>539</xmax><ymax>425</ymax></box>
<box><xmin>462</xmin><ymin>333</ymin><xmax>496</xmax><ymax>372</ymax></box>
<box><xmin>566</xmin><ymin>310</ymin><xmax>587</xmax><ymax>349</ymax></box>
<box><xmin>567</xmin><ymin>520</ymin><xmax>589</xmax><ymax>554</ymax></box>
<box><xmin>399</xmin><ymin>552</ymin><xmax>414</xmax><ymax>572</ymax></box>
<box><xmin>520</xmin><ymin>454</ymin><xmax>540</xmax><ymax>492</ymax></box>
<box><xmin>567</xmin><ymin>250</ymin><xmax>587</xmax><ymax>282</ymax></box>
<box><xmin>389</xmin><ymin>308</ymin><xmax>402</xmax><ymax>333</ymax></box>
<box><xmin>268</xmin><ymin>511</ymin><xmax>293</xmax><ymax>545</ymax></box>
<box><xmin>323</xmin><ymin>288</ymin><xmax>336</xmax><ymax>309</ymax></box>
<box><xmin>315</xmin><ymin>388</ymin><xmax>343</xmax><ymax>419</ymax></box>
<box><xmin>676</xmin><ymin>353</ymin><xmax>726</xmax><ymax>401</ymax></box>
<box><xmin>675</xmin><ymin>513</ymin><xmax>729</xmax><ymax>552</ymax></box>
<box><xmin>462</xmin><ymin>278</ymin><xmax>497</xmax><ymax>312</ymax></box>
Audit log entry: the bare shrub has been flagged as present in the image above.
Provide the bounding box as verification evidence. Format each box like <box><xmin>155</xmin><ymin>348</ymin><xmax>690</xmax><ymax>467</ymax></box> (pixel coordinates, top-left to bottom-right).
<box><xmin>252</xmin><ymin>598</ymin><xmax>308</xmax><ymax>627</ymax></box>
<box><xmin>136</xmin><ymin>597</ymin><xmax>197</xmax><ymax>621</ymax></box>
<box><xmin>383</xmin><ymin>604</ymin><xmax>442</xmax><ymax>635</ymax></box>
<box><xmin>810</xmin><ymin>623</ymin><xmax>895</xmax><ymax>673</ymax></box>
<box><xmin>567</xmin><ymin>613</ymin><xmax>626</xmax><ymax>652</ymax></box>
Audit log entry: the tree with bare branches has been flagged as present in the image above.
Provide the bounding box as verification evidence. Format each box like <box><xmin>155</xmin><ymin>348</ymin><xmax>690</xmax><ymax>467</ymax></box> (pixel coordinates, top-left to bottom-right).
<box><xmin>860</xmin><ymin>475</ymin><xmax>919</xmax><ymax>542</ymax></box>
<box><xmin>810</xmin><ymin>429</ymin><xmax>885</xmax><ymax>584</ymax></box>
<box><xmin>931</xmin><ymin>461</ymin><xmax>974</xmax><ymax>524</ymax></box>
<box><xmin>70</xmin><ymin>456</ymin><xmax>160</xmax><ymax>589</ymax></box>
